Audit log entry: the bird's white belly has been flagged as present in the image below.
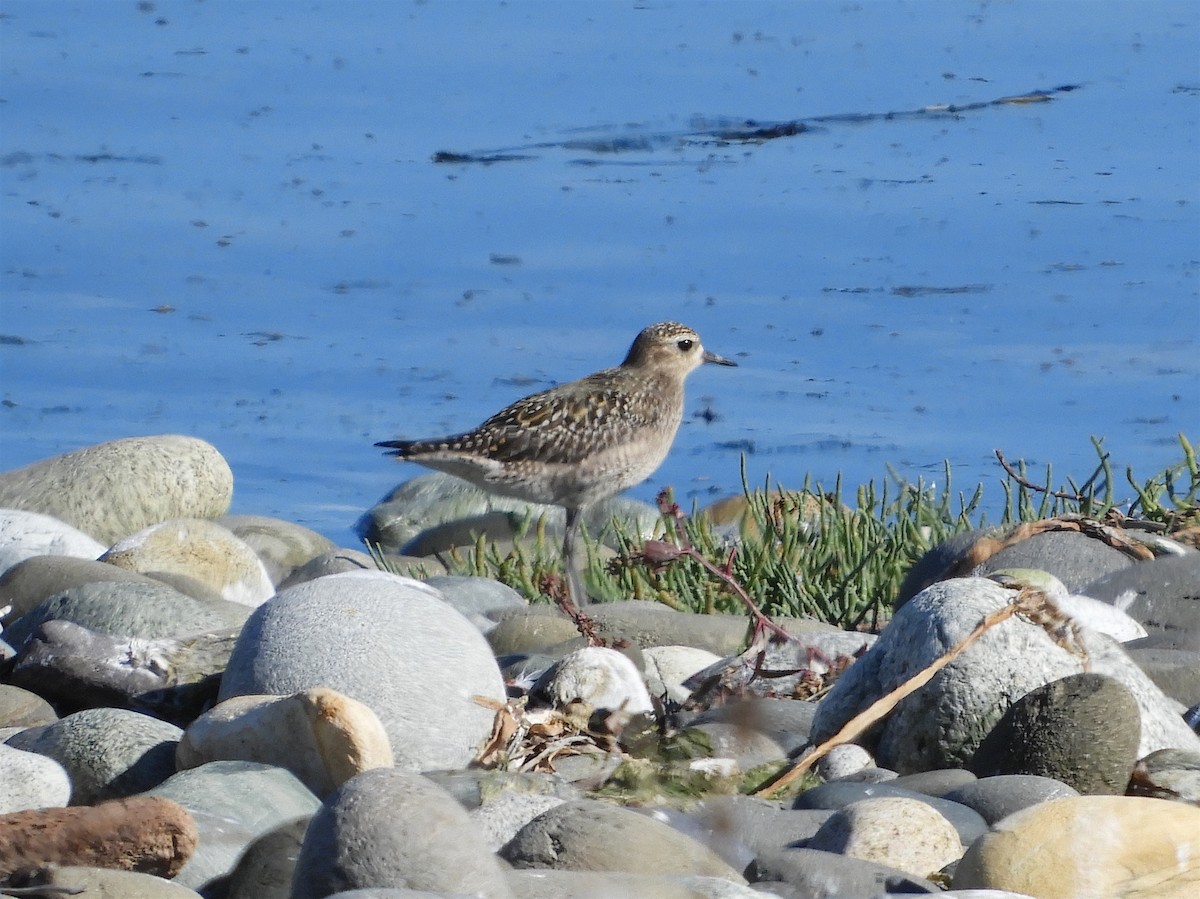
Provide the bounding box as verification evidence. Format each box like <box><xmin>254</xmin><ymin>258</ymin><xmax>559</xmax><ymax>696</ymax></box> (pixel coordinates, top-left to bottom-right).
<box><xmin>484</xmin><ymin>438</ymin><xmax>673</xmax><ymax>509</ymax></box>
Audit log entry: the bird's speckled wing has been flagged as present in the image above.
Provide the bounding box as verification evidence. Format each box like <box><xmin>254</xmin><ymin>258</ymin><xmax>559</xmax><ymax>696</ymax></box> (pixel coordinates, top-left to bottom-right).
<box><xmin>470</xmin><ymin>368</ymin><xmax>673</xmax><ymax>465</ymax></box>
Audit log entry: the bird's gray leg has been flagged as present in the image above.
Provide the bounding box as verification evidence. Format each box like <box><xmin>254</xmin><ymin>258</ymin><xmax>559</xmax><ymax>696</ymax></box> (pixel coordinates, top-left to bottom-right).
<box><xmin>563</xmin><ymin>506</ymin><xmax>589</xmax><ymax>606</ymax></box>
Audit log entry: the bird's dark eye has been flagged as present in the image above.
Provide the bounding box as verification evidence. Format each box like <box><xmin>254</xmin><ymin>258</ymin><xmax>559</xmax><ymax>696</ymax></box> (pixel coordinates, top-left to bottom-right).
<box><xmin>677</xmin><ymin>339</ymin><xmax>694</xmax><ymax>351</ymax></box>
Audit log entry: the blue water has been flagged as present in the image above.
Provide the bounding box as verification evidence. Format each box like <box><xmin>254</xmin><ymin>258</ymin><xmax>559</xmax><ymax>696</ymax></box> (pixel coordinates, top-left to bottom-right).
<box><xmin>2</xmin><ymin>1</ymin><xmax>1198</xmax><ymax>548</ymax></box>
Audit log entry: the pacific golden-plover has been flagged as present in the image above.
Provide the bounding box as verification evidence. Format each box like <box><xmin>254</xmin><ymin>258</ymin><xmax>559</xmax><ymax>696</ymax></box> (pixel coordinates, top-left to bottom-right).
<box><xmin>376</xmin><ymin>321</ymin><xmax>736</xmax><ymax>605</ymax></box>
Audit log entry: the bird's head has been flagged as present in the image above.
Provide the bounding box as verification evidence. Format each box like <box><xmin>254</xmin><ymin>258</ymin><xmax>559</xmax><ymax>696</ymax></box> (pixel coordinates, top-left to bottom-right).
<box><xmin>621</xmin><ymin>321</ymin><xmax>737</xmax><ymax>375</ymax></box>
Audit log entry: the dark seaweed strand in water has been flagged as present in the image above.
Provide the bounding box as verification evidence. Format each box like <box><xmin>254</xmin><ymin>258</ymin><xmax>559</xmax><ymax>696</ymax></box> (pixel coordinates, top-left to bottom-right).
<box><xmin>710</xmin><ymin>120</ymin><xmax>807</xmax><ymax>141</ymax></box>
<box><xmin>430</xmin><ymin>83</ymin><xmax>1083</xmax><ymax>165</ymax></box>
<box><xmin>431</xmin><ymin>151</ymin><xmax>536</xmax><ymax>164</ymax></box>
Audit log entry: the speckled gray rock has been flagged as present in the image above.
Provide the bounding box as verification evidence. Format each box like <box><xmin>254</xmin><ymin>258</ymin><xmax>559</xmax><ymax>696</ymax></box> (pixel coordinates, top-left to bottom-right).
<box><xmin>0</xmin><ymin>683</ymin><xmax>57</xmax><ymax>728</ymax></box>
<box><xmin>931</xmin><ymin>888</ymin><xmax>1046</xmax><ymax>892</ymax></box>
<box><xmin>6</xmin><ymin>708</ymin><xmax>182</xmax><ymax>804</ymax></box>
<box><xmin>688</xmin><ymin>721</ymin><xmax>787</xmax><ymax>771</ymax></box>
<box><xmin>683</xmin><ymin>628</ymin><xmax>876</xmax><ymax>699</ymax></box>
<box><xmin>750</xmin><ymin>847</ymin><xmax>941</xmax><ymax>896</ymax></box>
<box><xmin>686</xmin><ymin>697</ymin><xmax>819</xmax><ymax>757</ymax></box>
<box><xmin>423</xmin><ymin>575</ymin><xmax>527</xmax><ymax>632</ymax></box>
<box><xmin>643</xmin><ymin>645</ymin><xmax>724</xmax><ymax>703</ymax></box>
<box><xmin>1132</xmin><ymin>747</ymin><xmax>1200</xmax><ymax>803</ymax></box>
<box><xmin>832</xmin><ymin>767</ymin><xmax>901</xmax><ymax>785</ymax></box>
<box><xmin>219</xmin><ymin>570</ymin><xmax>505</xmax><ymax>771</ymax></box>
<box><xmin>944</xmin><ymin>774</ymin><xmax>1079</xmax><ymax>824</ymax></box>
<box><xmin>969</xmin><ymin>673</ymin><xmax>1141</xmax><ymax>794</ymax></box>
<box><xmin>100</xmin><ymin>518</ymin><xmax>275</xmax><ymax>606</ymax></box>
<box><xmin>223</xmin><ymin>816</ymin><xmax>311</xmax><ymax>899</ymax></box>
<box><xmin>0</xmin><ymin>435</ymin><xmax>234</xmax><ymax>546</ymax></box>
<box><xmin>0</xmin><ymin>554</ymin><xmax>172</xmax><ymax>621</ymax></box>
<box><xmin>657</xmin><ymin>794</ymin><xmax>833</xmax><ymax>873</ymax></box>
<box><xmin>793</xmin><ymin>781</ymin><xmax>987</xmax><ymax>846</ymax></box>
<box><xmin>276</xmin><ymin>548</ymin><xmax>378</xmax><ymax>591</ymax></box>
<box><xmin>486</xmin><ymin>608</ymin><xmax>584</xmax><ymax>655</ymax></box>
<box><xmin>1084</xmin><ymin>552</ymin><xmax>1200</xmax><ymax>651</ymax></box>
<box><xmin>807</xmin><ymin>797</ymin><xmax>963</xmax><ymax>878</ymax></box>
<box><xmin>146</xmin><ymin>760</ymin><xmax>320</xmax><ymax>893</ymax></box>
<box><xmin>2</xmin><ymin>865</ymin><xmax>205</xmax><ymax>898</ymax></box>
<box><xmin>973</xmin><ymin>531</ymin><xmax>1134</xmax><ymax>592</ymax></box>
<box><xmin>816</xmin><ymin>743</ymin><xmax>876</xmax><ymax>781</ymax></box>
<box><xmin>0</xmin><ymin>508</ymin><xmax>105</xmax><ymax>575</ymax></box>
<box><xmin>0</xmin><ymin>742</ymin><xmax>71</xmax><ymax>812</ymax></box>
<box><xmin>420</xmin><ymin>768</ymin><xmax>580</xmax><ymax>811</ymax></box>
<box><xmin>581</xmin><ymin>600</ymin><xmax>854</xmax><ymax>658</ymax></box>
<box><xmin>810</xmin><ymin>577</ymin><xmax>1200</xmax><ymax>773</ymax></box>
<box><xmin>506</xmin><ymin>870</ymin><xmax>765</xmax><ymax>898</ymax></box>
<box><xmin>470</xmin><ymin>789</ymin><xmax>568</xmax><ymax>851</ymax></box>
<box><xmin>331</xmin><ymin>888</ymin><xmax>480</xmax><ymax>892</ymax></box>
<box><xmin>932</xmin><ymin>891</ymin><xmax>1040</xmax><ymax>899</ymax></box>
<box><xmin>1</xmin><ymin>579</ymin><xmax>250</xmax><ymax>652</ymax></box>
<box><xmin>889</xmin><ymin>768</ymin><xmax>977</xmax><ymax>798</ymax></box>
<box><xmin>500</xmin><ymin>798</ymin><xmax>746</xmax><ymax>883</ymax></box>
<box><xmin>897</xmin><ymin>527</ymin><xmax>1145</xmax><ymax>610</ymax></box>
<box><xmin>277</xmin><ymin>547</ymin><xmax>379</xmax><ymax>588</ymax></box>
<box><xmin>218</xmin><ymin>514</ymin><xmax>337</xmax><ymax>586</ymax></box>
<box><xmin>293</xmin><ymin>768</ymin><xmax>513</xmax><ymax>899</ymax></box>
<box><xmin>392</xmin><ymin>511</ymin><xmax>532</xmax><ymax>557</ymax></box>
<box><xmin>1127</xmin><ymin>647</ymin><xmax>1200</xmax><ymax>707</ymax></box>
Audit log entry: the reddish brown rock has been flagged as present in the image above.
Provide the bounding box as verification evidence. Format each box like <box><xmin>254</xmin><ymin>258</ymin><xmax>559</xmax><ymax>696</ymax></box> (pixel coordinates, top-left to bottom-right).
<box><xmin>0</xmin><ymin>795</ymin><xmax>197</xmax><ymax>878</ymax></box>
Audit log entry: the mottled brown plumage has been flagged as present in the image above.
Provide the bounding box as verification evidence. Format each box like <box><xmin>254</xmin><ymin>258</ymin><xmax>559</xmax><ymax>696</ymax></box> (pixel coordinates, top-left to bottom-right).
<box><xmin>376</xmin><ymin>322</ymin><xmax>736</xmax><ymax>603</ymax></box>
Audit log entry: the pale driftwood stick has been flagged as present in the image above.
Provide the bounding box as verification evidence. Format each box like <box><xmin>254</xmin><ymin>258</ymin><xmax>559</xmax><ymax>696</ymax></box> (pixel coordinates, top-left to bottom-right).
<box><xmin>752</xmin><ymin>598</ymin><xmax>1025</xmax><ymax>797</ymax></box>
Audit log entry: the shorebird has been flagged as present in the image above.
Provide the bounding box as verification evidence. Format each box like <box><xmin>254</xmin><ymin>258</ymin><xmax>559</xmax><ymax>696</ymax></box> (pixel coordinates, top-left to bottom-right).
<box><xmin>376</xmin><ymin>321</ymin><xmax>737</xmax><ymax>605</ymax></box>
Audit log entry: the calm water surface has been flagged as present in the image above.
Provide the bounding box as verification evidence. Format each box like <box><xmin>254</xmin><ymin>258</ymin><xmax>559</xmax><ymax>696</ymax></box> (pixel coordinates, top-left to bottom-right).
<box><xmin>2</xmin><ymin>1</ymin><xmax>1198</xmax><ymax>547</ymax></box>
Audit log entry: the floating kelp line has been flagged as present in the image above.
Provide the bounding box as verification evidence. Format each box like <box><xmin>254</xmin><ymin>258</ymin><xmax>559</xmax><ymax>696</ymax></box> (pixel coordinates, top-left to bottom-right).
<box><xmin>432</xmin><ymin>84</ymin><xmax>1083</xmax><ymax>165</ymax></box>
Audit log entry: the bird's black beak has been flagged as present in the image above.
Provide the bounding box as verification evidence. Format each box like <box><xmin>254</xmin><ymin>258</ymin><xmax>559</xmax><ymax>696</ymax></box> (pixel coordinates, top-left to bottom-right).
<box><xmin>702</xmin><ymin>350</ymin><xmax>737</xmax><ymax>367</ymax></box>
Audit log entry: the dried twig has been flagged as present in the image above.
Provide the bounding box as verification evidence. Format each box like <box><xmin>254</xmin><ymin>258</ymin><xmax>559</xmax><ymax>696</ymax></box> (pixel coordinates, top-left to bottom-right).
<box><xmin>472</xmin><ymin>694</ymin><xmax>623</xmax><ymax>774</ymax></box>
<box><xmin>753</xmin><ymin>589</ymin><xmax>1047</xmax><ymax>797</ymax></box>
<box><xmin>539</xmin><ymin>571</ymin><xmax>609</xmax><ymax>647</ymax></box>
<box><xmin>933</xmin><ymin>514</ymin><xmax>1155</xmax><ymax>590</ymax></box>
<box><xmin>636</xmin><ymin>490</ymin><xmax>795</xmax><ymax>644</ymax></box>
<box><xmin>994</xmin><ymin>447</ymin><xmax>1105</xmax><ymax>501</ymax></box>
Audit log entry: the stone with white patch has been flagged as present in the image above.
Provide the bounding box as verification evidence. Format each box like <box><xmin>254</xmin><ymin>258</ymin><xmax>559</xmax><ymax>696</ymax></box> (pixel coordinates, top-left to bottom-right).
<box><xmin>0</xmin><ymin>509</ymin><xmax>105</xmax><ymax>577</ymax></box>
<box><xmin>100</xmin><ymin>518</ymin><xmax>274</xmax><ymax>606</ymax></box>
<box><xmin>536</xmin><ymin>646</ymin><xmax>653</xmax><ymax>714</ymax></box>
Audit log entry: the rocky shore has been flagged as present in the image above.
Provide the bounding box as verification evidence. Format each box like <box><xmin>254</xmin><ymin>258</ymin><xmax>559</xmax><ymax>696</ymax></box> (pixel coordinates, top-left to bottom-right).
<box><xmin>1</xmin><ymin>435</ymin><xmax>1198</xmax><ymax>898</ymax></box>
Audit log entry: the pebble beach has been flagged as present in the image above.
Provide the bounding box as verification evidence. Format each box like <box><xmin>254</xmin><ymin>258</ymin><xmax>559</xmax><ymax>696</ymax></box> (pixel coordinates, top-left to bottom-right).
<box><xmin>1</xmin><ymin>434</ymin><xmax>1198</xmax><ymax>898</ymax></box>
